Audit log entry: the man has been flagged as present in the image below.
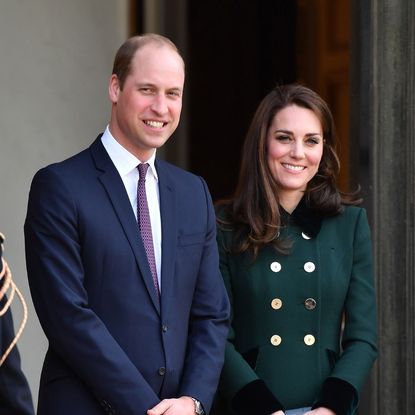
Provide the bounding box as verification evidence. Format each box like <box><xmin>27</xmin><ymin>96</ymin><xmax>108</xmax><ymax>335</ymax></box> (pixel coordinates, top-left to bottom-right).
<box><xmin>0</xmin><ymin>233</ymin><xmax>34</xmax><ymax>415</ymax></box>
<box><xmin>24</xmin><ymin>34</ymin><xmax>230</xmax><ymax>415</ymax></box>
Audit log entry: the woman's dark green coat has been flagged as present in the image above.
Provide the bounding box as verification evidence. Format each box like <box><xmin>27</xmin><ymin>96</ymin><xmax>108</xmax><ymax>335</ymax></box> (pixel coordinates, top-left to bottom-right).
<box><xmin>215</xmin><ymin>205</ymin><xmax>377</xmax><ymax>414</ymax></box>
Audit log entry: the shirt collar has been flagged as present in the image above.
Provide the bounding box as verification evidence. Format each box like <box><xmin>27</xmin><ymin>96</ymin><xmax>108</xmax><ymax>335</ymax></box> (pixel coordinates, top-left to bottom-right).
<box><xmin>281</xmin><ymin>196</ymin><xmax>323</xmax><ymax>238</ymax></box>
<box><xmin>101</xmin><ymin>126</ymin><xmax>158</xmax><ymax>181</ymax></box>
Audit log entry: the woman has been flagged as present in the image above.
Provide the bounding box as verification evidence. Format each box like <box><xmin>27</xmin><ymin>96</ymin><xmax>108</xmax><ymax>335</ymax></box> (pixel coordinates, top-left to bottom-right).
<box><xmin>215</xmin><ymin>84</ymin><xmax>377</xmax><ymax>415</ymax></box>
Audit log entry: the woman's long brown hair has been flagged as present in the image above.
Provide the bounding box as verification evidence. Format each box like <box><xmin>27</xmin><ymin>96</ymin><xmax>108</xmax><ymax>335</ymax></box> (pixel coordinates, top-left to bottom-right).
<box><xmin>217</xmin><ymin>84</ymin><xmax>359</xmax><ymax>259</ymax></box>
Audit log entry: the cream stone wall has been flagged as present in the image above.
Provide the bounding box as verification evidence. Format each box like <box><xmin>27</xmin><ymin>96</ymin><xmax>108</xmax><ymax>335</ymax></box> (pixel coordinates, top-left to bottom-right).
<box><xmin>0</xmin><ymin>0</ymin><xmax>128</xmax><ymax>405</ymax></box>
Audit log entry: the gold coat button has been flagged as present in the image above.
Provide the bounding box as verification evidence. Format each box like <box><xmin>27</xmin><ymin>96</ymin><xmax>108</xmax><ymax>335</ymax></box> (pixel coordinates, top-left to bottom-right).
<box><xmin>304</xmin><ymin>334</ymin><xmax>316</xmax><ymax>346</ymax></box>
<box><xmin>271</xmin><ymin>298</ymin><xmax>283</xmax><ymax>310</ymax></box>
<box><xmin>270</xmin><ymin>335</ymin><xmax>282</xmax><ymax>346</ymax></box>
<box><xmin>301</xmin><ymin>232</ymin><xmax>311</xmax><ymax>240</ymax></box>
<box><xmin>304</xmin><ymin>298</ymin><xmax>317</xmax><ymax>310</ymax></box>
<box><xmin>303</xmin><ymin>262</ymin><xmax>316</xmax><ymax>273</ymax></box>
<box><xmin>270</xmin><ymin>261</ymin><xmax>282</xmax><ymax>273</ymax></box>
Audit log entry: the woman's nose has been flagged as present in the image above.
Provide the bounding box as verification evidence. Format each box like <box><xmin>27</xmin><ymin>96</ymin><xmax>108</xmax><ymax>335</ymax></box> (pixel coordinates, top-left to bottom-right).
<box><xmin>290</xmin><ymin>141</ymin><xmax>305</xmax><ymax>159</ymax></box>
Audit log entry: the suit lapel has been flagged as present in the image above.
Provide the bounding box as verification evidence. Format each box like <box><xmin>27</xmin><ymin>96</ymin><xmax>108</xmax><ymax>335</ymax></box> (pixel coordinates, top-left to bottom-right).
<box><xmin>89</xmin><ymin>137</ymin><xmax>161</xmax><ymax>314</ymax></box>
<box><xmin>156</xmin><ymin>160</ymin><xmax>177</xmax><ymax>316</ymax></box>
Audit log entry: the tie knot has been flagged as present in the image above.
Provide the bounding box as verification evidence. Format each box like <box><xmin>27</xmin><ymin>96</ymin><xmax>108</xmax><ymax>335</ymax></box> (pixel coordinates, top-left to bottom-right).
<box><xmin>138</xmin><ymin>163</ymin><xmax>149</xmax><ymax>179</ymax></box>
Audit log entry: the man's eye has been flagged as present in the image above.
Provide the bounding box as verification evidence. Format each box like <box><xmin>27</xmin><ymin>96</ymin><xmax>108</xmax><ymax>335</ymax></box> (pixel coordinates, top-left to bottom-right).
<box><xmin>168</xmin><ymin>91</ymin><xmax>181</xmax><ymax>98</ymax></box>
<box><xmin>139</xmin><ymin>88</ymin><xmax>153</xmax><ymax>94</ymax></box>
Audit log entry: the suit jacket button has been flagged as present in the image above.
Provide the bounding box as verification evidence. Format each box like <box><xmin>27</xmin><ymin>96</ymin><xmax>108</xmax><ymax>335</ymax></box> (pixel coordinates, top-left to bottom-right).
<box><xmin>162</xmin><ymin>324</ymin><xmax>168</xmax><ymax>332</ymax></box>
<box><xmin>270</xmin><ymin>334</ymin><xmax>282</xmax><ymax>346</ymax></box>
<box><xmin>271</xmin><ymin>298</ymin><xmax>283</xmax><ymax>310</ymax></box>
<box><xmin>158</xmin><ymin>367</ymin><xmax>166</xmax><ymax>376</ymax></box>
<box><xmin>304</xmin><ymin>334</ymin><xmax>316</xmax><ymax>346</ymax></box>
<box><xmin>304</xmin><ymin>262</ymin><xmax>316</xmax><ymax>273</ymax></box>
<box><xmin>304</xmin><ymin>298</ymin><xmax>317</xmax><ymax>310</ymax></box>
<box><xmin>270</xmin><ymin>261</ymin><xmax>282</xmax><ymax>272</ymax></box>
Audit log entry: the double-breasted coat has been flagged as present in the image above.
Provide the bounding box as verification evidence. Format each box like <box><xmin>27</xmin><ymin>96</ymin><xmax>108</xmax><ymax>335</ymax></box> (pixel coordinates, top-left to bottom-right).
<box><xmin>215</xmin><ymin>202</ymin><xmax>377</xmax><ymax>414</ymax></box>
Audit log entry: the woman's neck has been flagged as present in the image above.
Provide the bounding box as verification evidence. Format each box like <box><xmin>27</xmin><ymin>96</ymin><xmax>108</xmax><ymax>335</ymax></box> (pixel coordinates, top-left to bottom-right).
<box><xmin>279</xmin><ymin>191</ymin><xmax>304</xmax><ymax>214</ymax></box>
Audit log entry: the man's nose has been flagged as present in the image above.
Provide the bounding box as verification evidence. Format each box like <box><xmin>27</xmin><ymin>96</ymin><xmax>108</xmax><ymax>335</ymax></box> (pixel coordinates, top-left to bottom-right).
<box><xmin>150</xmin><ymin>94</ymin><xmax>168</xmax><ymax>115</ymax></box>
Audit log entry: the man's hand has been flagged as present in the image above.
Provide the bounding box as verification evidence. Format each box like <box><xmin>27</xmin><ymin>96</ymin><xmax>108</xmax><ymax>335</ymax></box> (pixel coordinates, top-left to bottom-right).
<box><xmin>305</xmin><ymin>408</ymin><xmax>335</xmax><ymax>415</ymax></box>
<box><xmin>147</xmin><ymin>396</ymin><xmax>195</xmax><ymax>415</ymax></box>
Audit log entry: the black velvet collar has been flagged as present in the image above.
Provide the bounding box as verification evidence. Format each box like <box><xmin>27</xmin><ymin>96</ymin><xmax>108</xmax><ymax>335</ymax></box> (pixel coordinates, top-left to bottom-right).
<box><xmin>280</xmin><ymin>197</ymin><xmax>323</xmax><ymax>238</ymax></box>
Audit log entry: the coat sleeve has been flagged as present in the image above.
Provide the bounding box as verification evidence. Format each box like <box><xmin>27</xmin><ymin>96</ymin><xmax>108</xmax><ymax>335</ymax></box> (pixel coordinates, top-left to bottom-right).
<box><xmin>177</xmin><ymin>177</ymin><xmax>231</xmax><ymax>414</ymax></box>
<box><xmin>314</xmin><ymin>208</ymin><xmax>378</xmax><ymax>414</ymax></box>
<box><xmin>0</xmin><ymin>314</ymin><xmax>35</xmax><ymax>415</ymax></box>
<box><xmin>24</xmin><ymin>167</ymin><xmax>160</xmax><ymax>415</ymax></box>
<box><xmin>0</xmin><ymin>236</ymin><xmax>34</xmax><ymax>415</ymax></box>
<box><xmin>0</xmin><ymin>306</ymin><xmax>35</xmax><ymax>415</ymax></box>
<box><xmin>215</xmin><ymin>225</ymin><xmax>284</xmax><ymax>415</ymax></box>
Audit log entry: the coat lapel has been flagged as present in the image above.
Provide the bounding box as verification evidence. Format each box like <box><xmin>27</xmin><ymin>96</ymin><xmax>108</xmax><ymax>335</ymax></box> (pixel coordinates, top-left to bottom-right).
<box><xmin>156</xmin><ymin>160</ymin><xmax>177</xmax><ymax>316</ymax></box>
<box><xmin>89</xmin><ymin>137</ymin><xmax>161</xmax><ymax>314</ymax></box>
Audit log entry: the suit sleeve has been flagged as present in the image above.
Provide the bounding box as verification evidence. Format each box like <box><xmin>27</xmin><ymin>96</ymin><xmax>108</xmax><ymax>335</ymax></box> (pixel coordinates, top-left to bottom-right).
<box><xmin>177</xmin><ymin>177</ymin><xmax>230</xmax><ymax>414</ymax></box>
<box><xmin>313</xmin><ymin>208</ymin><xmax>378</xmax><ymax>414</ymax></box>
<box><xmin>24</xmin><ymin>167</ymin><xmax>160</xmax><ymax>415</ymax></box>
<box><xmin>215</xmin><ymin>225</ymin><xmax>284</xmax><ymax>415</ymax></box>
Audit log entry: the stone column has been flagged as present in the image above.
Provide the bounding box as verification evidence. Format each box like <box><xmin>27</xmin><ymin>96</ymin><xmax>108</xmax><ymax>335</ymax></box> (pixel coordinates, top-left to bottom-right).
<box><xmin>350</xmin><ymin>1</ymin><xmax>415</xmax><ymax>413</ymax></box>
<box><xmin>141</xmin><ymin>0</ymin><xmax>189</xmax><ymax>169</ymax></box>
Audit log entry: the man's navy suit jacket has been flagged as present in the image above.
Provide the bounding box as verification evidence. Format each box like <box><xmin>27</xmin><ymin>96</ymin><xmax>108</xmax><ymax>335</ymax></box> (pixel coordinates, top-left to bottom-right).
<box><xmin>24</xmin><ymin>137</ymin><xmax>230</xmax><ymax>415</ymax></box>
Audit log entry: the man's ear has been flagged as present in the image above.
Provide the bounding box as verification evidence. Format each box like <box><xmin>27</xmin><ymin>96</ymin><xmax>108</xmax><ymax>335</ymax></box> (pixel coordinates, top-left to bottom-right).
<box><xmin>108</xmin><ymin>74</ymin><xmax>121</xmax><ymax>104</ymax></box>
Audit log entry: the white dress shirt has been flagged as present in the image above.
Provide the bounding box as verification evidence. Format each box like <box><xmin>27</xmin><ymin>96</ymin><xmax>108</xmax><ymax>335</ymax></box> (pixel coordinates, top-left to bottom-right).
<box><xmin>101</xmin><ymin>126</ymin><xmax>162</xmax><ymax>290</ymax></box>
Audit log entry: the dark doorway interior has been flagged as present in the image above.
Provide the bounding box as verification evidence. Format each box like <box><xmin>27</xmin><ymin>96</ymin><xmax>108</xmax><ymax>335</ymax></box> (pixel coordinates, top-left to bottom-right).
<box><xmin>187</xmin><ymin>1</ymin><xmax>297</xmax><ymax>201</ymax></box>
<box><xmin>130</xmin><ymin>1</ymin><xmax>350</xmax><ymax>200</ymax></box>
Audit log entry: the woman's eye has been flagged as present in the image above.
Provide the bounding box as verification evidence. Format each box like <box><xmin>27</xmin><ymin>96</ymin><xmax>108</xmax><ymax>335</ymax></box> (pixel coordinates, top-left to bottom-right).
<box><xmin>276</xmin><ymin>135</ymin><xmax>290</xmax><ymax>142</ymax></box>
<box><xmin>306</xmin><ymin>137</ymin><xmax>320</xmax><ymax>145</ymax></box>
